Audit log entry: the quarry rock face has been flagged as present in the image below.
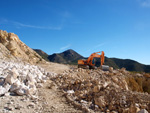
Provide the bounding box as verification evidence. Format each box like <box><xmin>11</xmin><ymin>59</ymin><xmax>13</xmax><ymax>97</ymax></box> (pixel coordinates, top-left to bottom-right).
<box><xmin>0</xmin><ymin>30</ymin><xmax>44</xmax><ymax>64</ymax></box>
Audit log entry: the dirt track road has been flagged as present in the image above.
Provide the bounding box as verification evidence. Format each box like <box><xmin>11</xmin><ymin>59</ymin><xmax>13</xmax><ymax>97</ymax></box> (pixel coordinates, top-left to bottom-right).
<box><xmin>38</xmin><ymin>62</ymin><xmax>82</xmax><ymax>113</ymax></box>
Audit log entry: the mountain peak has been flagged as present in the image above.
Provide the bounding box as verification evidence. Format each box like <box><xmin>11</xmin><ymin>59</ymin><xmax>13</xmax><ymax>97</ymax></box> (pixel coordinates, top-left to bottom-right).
<box><xmin>61</xmin><ymin>49</ymin><xmax>83</xmax><ymax>58</ymax></box>
<box><xmin>47</xmin><ymin>49</ymin><xmax>84</xmax><ymax>64</ymax></box>
<box><xmin>63</xmin><ymin>49</ymin><xmax>75</xmax><ymax>53</ymax></box>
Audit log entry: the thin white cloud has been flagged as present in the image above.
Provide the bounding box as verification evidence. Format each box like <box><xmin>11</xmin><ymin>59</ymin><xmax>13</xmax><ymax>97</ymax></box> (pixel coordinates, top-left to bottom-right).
<box><xmin>0</xmin><ymin>18</ymin><xmax>62</xmax><ymax>30</ymax></box>
<box><xmin>0</xmin><ymin>18</ymin><xmax>8</xmax><ymax>24</ymax></box>
<box><xmin>134</xmin><ymin>22</ymin><xmax>146</xmax><ymax>31</ymax></box>
<box><xmin>138</xmin><ymin>0</ymin><xmax>150</xmax><ymax>7</ymax></box>
<box><xmin>85</xmin><ymin>43</ymin><xmax>106</xmax><ymax>53</ymax></box>
<box><xmin>94</xmin><ymin>43</ymin><xmax>105</xmax><ymax>48</ymax></box>
<box><xmin>60</xmin><ymin>44</ymin><xmax>71</xmax><ymax>50</ymax></box>
<box><xmin>85</xmin><ymin>48</ymin><xmax>92</xmax><ymax>53</ymax></box>
<box><xmin>61</xmin><ymin>11</ymin><xmax>71</xmax><ymax>18</ymax></box>
<box><xmin>13</xmin><ymin>21</ymin><xmax>62</xmax><ymax>30</ymax></box>
<box><xmin>60</xmin><ymin>11</ymin><xmax>72</xmax><ymax>19</ymax></box>
<box><xmin>142</xmin><ymin>1</ymin><xmax>150</xmax><ymax>7</ymax></box>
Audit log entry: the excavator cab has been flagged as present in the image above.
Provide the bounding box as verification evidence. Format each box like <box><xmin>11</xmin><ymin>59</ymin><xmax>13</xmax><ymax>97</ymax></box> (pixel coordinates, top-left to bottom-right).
<box><xmin>92</xmin><ymin>59</ymin><xmax>95</xmax><ymax>65</ymax></box>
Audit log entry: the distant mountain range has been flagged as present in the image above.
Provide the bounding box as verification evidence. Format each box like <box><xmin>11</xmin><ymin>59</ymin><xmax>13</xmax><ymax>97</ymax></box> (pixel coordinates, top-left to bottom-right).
<box><xmin>104</xmin><ymin>57</ymin><xmax>150</xmax><ymax>73</ymax></box>
<box><xmin>34</xmin><ymin>49</ymin><xmax>150</xmax><ymax>73</ymax></box>
<box><xmin>48</xmin><ymin>49</ymin><xmax>84</xmax><ymax>64</ymax></box>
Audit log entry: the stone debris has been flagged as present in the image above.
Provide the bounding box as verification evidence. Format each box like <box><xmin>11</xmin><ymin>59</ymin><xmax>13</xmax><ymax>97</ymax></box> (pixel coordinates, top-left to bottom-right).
<box><xmin>0</xmin><ymin>60</ymin><xmax>57</xmax><ymax>97</ymax></box>
<box><xmin>137</xmin><ymin>109</ymin><xmax>149</xmax><ymax>113</ymax></box>
<box><xmin>51</xmin><ymin>67</ymin><xmax>150</xmax><ymax>112</ymax></box>
<box><xmin>67</xmin><ymin>90</ymin><xmax>75</xmax><ymax>94</ymax></box>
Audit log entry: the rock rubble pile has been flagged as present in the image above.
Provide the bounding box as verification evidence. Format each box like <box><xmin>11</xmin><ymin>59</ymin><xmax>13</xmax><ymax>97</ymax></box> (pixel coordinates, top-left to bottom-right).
<box><xmin>0</xmin><ymin>60</ymin><xmax>57</xmax><ymax>97</ymax></box>
<box><xmin>51</xmin><ymin>67</ymin><xmax>150</xmax><ymax>113</ymax></box>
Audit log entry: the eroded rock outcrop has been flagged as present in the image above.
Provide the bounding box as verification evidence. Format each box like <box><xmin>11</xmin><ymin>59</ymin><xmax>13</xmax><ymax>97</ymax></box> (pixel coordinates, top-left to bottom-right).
<box><xmin>0</xmin><ymin>30</ymin><xmax>44</xmax><ymax>64</ymax></box>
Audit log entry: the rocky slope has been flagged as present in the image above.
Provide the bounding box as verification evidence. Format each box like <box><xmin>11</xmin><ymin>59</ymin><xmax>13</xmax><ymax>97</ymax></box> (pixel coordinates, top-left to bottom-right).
<box><xmin>0</xmin><ymin>30</ymin><xmax>44</xmax><ymax>64</ymax></box>
<box><xmin>0</xmin><ymin>43</ymin><xmax>16</xmax><ymax>60</ymax></box>
<box><xmin>0</xmin><ymin>60</ymin><xmax>53</xmax><ymax>113</ymax></box>
<box><xmin>52</xmin><ymin>67</ymin><xmax>150</xmax><ymax>113</ymax></box>
<box><xmin>0</xmin><ymin>59</ymin><xmax>81</xmax><ymax>113</ymax></box>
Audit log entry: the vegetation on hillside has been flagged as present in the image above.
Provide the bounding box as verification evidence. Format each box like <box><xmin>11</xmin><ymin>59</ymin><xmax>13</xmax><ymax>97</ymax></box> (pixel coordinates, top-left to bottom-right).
<box><xmin>34</xmin><ymin>49</ymin><xmax>150</xmax><ymax>73</ymax></box>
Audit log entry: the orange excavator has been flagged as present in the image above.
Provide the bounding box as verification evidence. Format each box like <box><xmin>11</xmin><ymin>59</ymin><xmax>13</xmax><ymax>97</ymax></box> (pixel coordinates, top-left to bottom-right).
<box><xmin>78</xmin><ymin>51</ymin><xmax>108</xmax><ymax>70</ymax></box>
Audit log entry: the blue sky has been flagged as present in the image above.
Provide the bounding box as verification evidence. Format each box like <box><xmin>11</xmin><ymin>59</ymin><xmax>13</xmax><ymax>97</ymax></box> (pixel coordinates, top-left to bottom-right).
<box><xmin>0</xmin><ymin>0</ymin><xmax>150</xmax><ymax>65</ymax></box>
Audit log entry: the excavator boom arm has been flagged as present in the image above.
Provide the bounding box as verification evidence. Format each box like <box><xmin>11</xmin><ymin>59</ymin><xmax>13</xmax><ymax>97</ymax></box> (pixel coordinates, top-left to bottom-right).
<box><xmin>100</xmin><ymin>51</ymin><xmax>105</xmax><ymax>65</ymax></box>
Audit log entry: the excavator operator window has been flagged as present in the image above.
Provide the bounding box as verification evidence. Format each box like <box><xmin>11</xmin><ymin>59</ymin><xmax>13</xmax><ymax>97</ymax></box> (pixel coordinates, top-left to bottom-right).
<box><xmin>92</xmin><ymin>59</ymin><xmax>95</xmax><ymax>64</ymax></box>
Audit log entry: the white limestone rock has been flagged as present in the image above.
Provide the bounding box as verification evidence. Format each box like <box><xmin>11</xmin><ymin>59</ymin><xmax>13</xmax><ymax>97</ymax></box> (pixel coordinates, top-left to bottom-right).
<box><xmin>0</xmin><ymin>60</ymin><xmax>50</xmax><ymax>97</ymax></box>
<box><xmin>27</xmin><ymin>73</ymin><xmax>36</xmax><ymax>83</ymax></box>
<box><xmin>10</xmin><ymin>80</ymin><xmax>22</xmax><ymax>92</ymax></box>
<box><xmin>67</xmin><ymin>90</ymin><xmax>75</xmax><ymax>94</ymax></box>
<box><xmin>0</xmin><ymin>78</ymin><xmax>5</xmax><ymax>85</ymax></box>
<box><xmin>0</xmin><ymin>86</ymin><xmax>7</xmax><ymax>96</ymax></box>
<box><xmin>0</xmin><ymin>84</ymin><xmax>11</xmax><ymax>96</ymax></box>
<box><xmin>36</xmin><ymin>83</ymin><xmax>43</xmax><ymax>88</ymax></box>
<box><xmin>137</xmin><ymin>109</ymin><xmax>148</xmax><ymax>113</ymax></box>
<box><xmin>15</xmin><ymin>88</ymin><xmax>27</xmax><ymax>96</ymax></box>
<box><xmin>5</xmin><ymin>72</ymin><xmax>17</xmax><ymax>85</ymax></box>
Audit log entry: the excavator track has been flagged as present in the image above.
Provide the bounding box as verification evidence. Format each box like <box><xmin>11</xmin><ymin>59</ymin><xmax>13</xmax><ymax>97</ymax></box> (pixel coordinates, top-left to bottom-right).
<box><xmin>78</xmin><ymin>65</ymin><xmax>89</xmax><ymax>69</ymax></box>
<box><xmin>78</xmin><ymin>65</ymin><xmax>97</xmax><ymax>69</ymax></box>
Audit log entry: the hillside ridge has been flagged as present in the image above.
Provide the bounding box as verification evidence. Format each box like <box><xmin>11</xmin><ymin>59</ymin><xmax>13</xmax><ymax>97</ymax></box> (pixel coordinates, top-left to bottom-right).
<box><xmin>34</xmin><ymin>49</ymin><xmax>150</xmax><ymax>72</ymax></box>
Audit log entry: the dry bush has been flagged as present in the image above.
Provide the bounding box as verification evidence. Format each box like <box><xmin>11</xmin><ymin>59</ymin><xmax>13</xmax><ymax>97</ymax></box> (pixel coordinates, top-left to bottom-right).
<box><xmin>142</xmin><ymin>79</ymin><xmax>150</xmax><ymax>93</ymax></box>
<box><xmin>125</xmin><ymin>77</ymin><xmax>143</xmax><ymax>92</ymax></box>
<box><xmin>144</xmin><ymin>73</ymin><xmax>150</xmax><ymax>78</ymax></box>
<box><xmin>126</xmin><ymin>76</ymin><xmax>150</xmax><ymax>94</ymax></box>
